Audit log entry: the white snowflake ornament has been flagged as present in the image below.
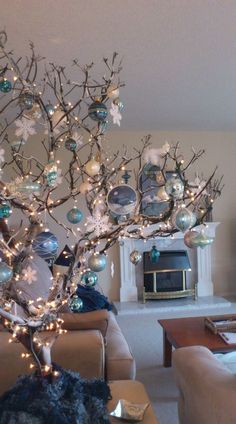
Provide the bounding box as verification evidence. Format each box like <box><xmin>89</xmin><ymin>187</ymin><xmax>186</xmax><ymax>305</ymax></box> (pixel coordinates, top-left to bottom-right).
<box><xmin>22</xmin><ymin>266</ymin><xmax>37</xmax><ymax>285</ymax></box>
<box><xmin>110</xmin><ymin>102</ymin><xmax>122</xmax><ymax>126</ymax></box>
<box><xmin>85</xmin><ymin>212</ymin><xmax>111</xmax><ymax>237</ymax></box>
<box><xmin>15</xmin><ymin>117</ymin><xmax>36</xmax><ymax>140</ymax></box>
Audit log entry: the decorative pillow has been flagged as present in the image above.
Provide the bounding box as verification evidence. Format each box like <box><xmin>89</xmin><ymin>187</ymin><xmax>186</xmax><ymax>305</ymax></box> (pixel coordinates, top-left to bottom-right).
<box><xmin>60</xmin><ymin>310</ymin><xmax>109</xmax><ymax>337</ymax></box>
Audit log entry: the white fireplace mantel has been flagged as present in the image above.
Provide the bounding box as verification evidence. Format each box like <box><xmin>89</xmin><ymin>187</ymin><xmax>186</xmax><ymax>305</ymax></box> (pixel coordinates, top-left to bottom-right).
<box><xmin>119</xmin><ymin>222</ymin><xmax>220</xmax><ymax>302</ymax></box>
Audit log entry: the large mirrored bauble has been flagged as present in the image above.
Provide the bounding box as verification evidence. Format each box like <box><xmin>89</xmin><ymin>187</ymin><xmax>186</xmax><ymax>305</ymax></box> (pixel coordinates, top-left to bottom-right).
<box><xmin>85</xmin><ymin>159</ymin><xmax>100</xmax><ymax>177</ymax></box>
<box><xmin>0</xmin><ymin>79</ymin><xmax>12</xmax><ymax>93</ymax></box>
<box><xmin>184</xmin><ymin>230</ymin><xmax>199</xmax><ymax>248</ymax></box>
<box><xmin>88</xmin><ymin>253</ymin><xmax>107</xmax><ymax>272</ymax></box>
<box><xmin>69</xmin><ymin>295</ymin><xmax>83</xmax><ymax>312</ymax></box>
<box><xmin>189</xmin><ymin>232</ymin><xmax>214</xmax><ymax>249</ymax></box>
<box><xmin>66</xmin><ymin>207</ymin><xmax>83</xmax><ymax>224</ymax></box>
<box><xmin>32</xmin><ymin>231</ymin><xmax>58</xmax><ymax>262</ymax></box>
<box><xmin>81</xmin><ymin>270</ymin><xmax>98</xmax><ymax>287</ymax></box>
<box><xmin>65</xmin><ymin>138</ymin><xmax>77</xmax><ymax>151</ymax></box>
<box><xmin>0</xmin><ymin>262</ymin><xmax>13</xmax><ymax>284</ymax></box>
<box><xmin>0</xmin><ymin>204</ymin><xmax>12</xmax><ymax>219</ymax></box>
<box><xmin>88</xmin><ymin>101</ymin><xmax>108</xmax><ymax>122</ymax></box>
<box><xmin>19</xmin><ymin>92</ymin><xmax>35</xmax><ymax>110</ymax></box>
<box><xmin>129</xmin><ymin>250</ymin><xmax>142</xmax><ymax>265</ymax></box>
<box><xmin>173</xmin><ymin>208</ymin><xmax>197</xmax><ymax>232</ymax></box>
<box><xmin>165</xmin><ymin>176</ymin><xmax>184</xmax><ymax>199</ymax></box>
<box><xmin>107</xmin><ymin>185</ymin><xmax>137</xmax><ymax>215</ymax></box>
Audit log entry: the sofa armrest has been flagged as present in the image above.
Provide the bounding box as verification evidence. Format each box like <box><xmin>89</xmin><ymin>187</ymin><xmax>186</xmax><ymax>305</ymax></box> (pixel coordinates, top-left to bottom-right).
<box><xmin>173</xmin><ymin>346</ymin><xmax>236</xmax><ymax>424</ymax></box>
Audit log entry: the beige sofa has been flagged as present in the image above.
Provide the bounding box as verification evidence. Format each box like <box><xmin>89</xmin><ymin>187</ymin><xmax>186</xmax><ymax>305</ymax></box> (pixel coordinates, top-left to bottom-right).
<box><xmin>173</xmin><ymin>346</ymin><xmax>236</xmax><ymax>424</ymax></box>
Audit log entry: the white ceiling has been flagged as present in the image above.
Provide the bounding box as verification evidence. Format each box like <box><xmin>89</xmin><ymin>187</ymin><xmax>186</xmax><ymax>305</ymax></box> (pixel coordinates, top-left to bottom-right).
<box><xmin>2</xmin><ymin>0</ymin><xmax>236</xmax><ymax>130</ymax></box>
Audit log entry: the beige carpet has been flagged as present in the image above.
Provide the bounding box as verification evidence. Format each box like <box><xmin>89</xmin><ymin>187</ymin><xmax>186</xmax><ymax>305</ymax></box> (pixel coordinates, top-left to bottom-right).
<box><xmin>116</xmin><ymin>297</ymin><xmax>236</xmax><ymax>424</ymax></box>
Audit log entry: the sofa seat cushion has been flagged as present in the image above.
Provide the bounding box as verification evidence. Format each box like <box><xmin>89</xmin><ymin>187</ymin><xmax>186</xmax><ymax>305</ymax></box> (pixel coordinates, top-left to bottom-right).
<box><xmin>108</xmin><ymin>380</ymin><xmax>159</xmax><ymax>423</ymax></box>
<box><xmin>60</xmin><ymin>310</ymin><xmax>109</xmax><ymax>337</ymax></box>
<box><xmin>214</xmin><ymin>351</ymin><xmax>236</xmax><ymax>373</ymax></box>
<box><xmin>105</xmin><ymin>312</ymin><xmax>136</xmax><ymax>380</ymax></box>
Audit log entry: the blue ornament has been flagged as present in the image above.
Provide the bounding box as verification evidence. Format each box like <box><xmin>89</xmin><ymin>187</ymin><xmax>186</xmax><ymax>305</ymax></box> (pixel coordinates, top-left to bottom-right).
<box><xmin>32</xmin><ymin>231</ymin><xmax>58</xmax><ymax>263</ymax></box>
<box><xmin>150</xmin><ymin>246</ymin><xmax>160</xmax><ymax>264</ymax></box>
<box><xmin>99</xmin><ymin>120</ymin><xmax>108</xmax><ymax>134</ymax></box>
<box><xmin>81</xmin><ymin>270</ymin><xmax>98</xmax><ymax>287</ymax></box>
<box><xmin>88</xmin><ymin>101</ymin><xmax>108</xmax><ymax>122</ymax></box>
<box><xmin>88</xmin><ymin>253</ymin><xmax>107</xmax><ymax>272</ymax></box>
<box><xmin>45</xmin><ymin>103</ymin><xmax>55</xmax><ymax>116</ymax></box>
<box><xmin>65</xmin><ymin>138</ymin><xmax>77</xmax><ymax>151</ymax></box>
<box><xmin>0</xmin><ymin>79</ymin><xmax>12</xmax><ymax>93</ymax></box>
<box><xmin>69</xmin><ymin>295</ymin><xmax>83</xmax><ymax>312</ymax></box>
<box><xmin>66</xmin><ymin>207</ymin><xmax>83</xmax><ymax>224</ymax></box>
<box><xmin>0</xmin><ymin>204</ymin><xmax>12</xmax><ymax>219</ymax></box>
<box><xmin>0</xmin><ymin>262</ymin><xmax>13</xmax><ymax>284</ymax></box>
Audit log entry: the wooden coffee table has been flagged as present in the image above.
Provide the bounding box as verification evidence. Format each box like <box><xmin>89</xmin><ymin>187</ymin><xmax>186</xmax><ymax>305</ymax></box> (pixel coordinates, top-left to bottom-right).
<box><xmin>158</xmin><ymin>316</ymin><xmax>236</xmax><ymax>367</ymax></box>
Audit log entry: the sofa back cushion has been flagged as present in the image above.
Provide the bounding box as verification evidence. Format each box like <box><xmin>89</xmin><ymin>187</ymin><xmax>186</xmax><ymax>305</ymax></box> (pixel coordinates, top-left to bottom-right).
<box><xmin>60</xmin><ymin>310</ymin><xmax>109</xmax><ymax>337</ymax></box>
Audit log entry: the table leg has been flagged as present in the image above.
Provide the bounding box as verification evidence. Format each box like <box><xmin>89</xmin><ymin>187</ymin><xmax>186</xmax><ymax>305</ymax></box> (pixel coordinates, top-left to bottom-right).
<box><xmin>163</xmin><ymin>330</ymin><xmax>172</xmax><ymax>367</ymax></box>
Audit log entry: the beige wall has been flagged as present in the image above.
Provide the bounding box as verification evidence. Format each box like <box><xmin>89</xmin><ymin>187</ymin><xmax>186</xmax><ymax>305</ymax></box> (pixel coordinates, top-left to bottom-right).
<box><xmin>6</xmin><ymin>130</ymin><xmax>236</xmax><ymax>300</ymax></box>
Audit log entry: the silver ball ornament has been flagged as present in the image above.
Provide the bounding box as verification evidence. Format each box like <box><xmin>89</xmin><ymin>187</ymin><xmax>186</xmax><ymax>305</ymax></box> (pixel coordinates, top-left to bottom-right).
<box><xmin>173</xmin><ymin>208</ymin><xmax>197</xmax><ymax>232</ymax></box>
<box><xmin>0</xmin><ymin>262</ymin><xmax>13</xmax><ymax>284</ymax></box>
<box><xmin>165</xmin><ymin>176</ymin><xmax>184</xmax><ymax>199</ymax></box>
<box><xmin>88</xmin><ymin>253</ymin><xmax>107</xmax><ymax>272</ymax></box>
<box><xmin>129</xmin><ymin>250</ymin><xmax>142</xmax><ymax>265</ymax></box>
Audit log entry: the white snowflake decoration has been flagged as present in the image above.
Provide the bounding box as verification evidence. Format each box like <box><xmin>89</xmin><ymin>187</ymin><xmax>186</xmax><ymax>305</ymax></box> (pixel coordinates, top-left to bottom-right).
<box><xmin>22</xmin><ymin>266</ymin><xmax>37</xmax><ymax>285</ymax></box>
<box><xmin>15</xmin><ymin>117</ymin><xmax>36</xmax><ymax>140</ymax></box>
<box><xmin>144</xmin><ymin>142</ymin><xmax>170</xmax><ymax>166</ymax></box>
<box><xmin>110</xmin><ymin>102</ymin><xmax>122</xmax><ymax>126</ymax></box>
<box><xmin>85</xmin><ymin>212</ymin><xmax>111</xmax><ymax>237</ymax></box>
<box><xmin>0</xmin><ymin>148</ymin><xmax>5</xmax><ymax>164</ymax></box>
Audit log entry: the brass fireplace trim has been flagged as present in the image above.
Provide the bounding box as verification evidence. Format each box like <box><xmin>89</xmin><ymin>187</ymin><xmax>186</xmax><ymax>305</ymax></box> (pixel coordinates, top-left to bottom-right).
<box><xmin>143</xmin><ymin>284</ymin><xmax>197</xmax><ymax>303</ymax></box>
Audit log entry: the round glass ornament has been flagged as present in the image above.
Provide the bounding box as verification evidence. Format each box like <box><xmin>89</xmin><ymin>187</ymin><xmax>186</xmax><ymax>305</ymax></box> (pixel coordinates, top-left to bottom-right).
<box><xmin>88</xmin><ymin>101</ymin><xmax>108</xmax><ymax>122</ymax></box>
<box><xmin>19</xmin><ymin>91</ymin><xmax>35</xmax><ymax>110</ymax></box>
<box><xmin>184</xmin><ymin>230</ymin><xmax>199</xmax><ymax>248</ymax></box>
<box><xmin>32</xmin><ymin>231</ymin><xmax>58</xmax><ymax>262</ymax></box>
<box><xmin>65</xmin><ymin>138</ymin><xmax>77</xmax><ymax>151</ymax></box>
<box><xmin>16</xmin><ymin>177</ymin><xmax>41</xmax><ymax>193</ymax></box>
<box><xmin>173</xmin><ymin>208</ymin><xmax>196</xmax><ymax>232</ymax></box>
<box><xmin>113</xmin><ymin>97</ymin><xmax>124</xmax><ymax>111</ymax></box>
<box><xmin>45</xmin><ymin>103</ymin><xmax>55</xmax><ymax>117</ymax></box>
<box><xmin>24</xmin><ymin>102</ymin><xmax>42</xmax><ymax>119</ymax></box>
<box><xmin>107</xmin><ymin>185</ymin><xmax>137</xmax><ymax>215</ymax></box>
<box><xmin>66</xmin><ymin>207</ymin><xmax>83</xmax><ymax>224</ymax></box>
<box><xmin>129</xmin><ymin>250</ymin><xmax>142</xmax><ymax>265</ymax></box>
<box><xmin>88</xmin><ymin>253</ymin><xmax>107</xmax><ymax>272</ymax></box>
<box><xmin>0</xmin><ymin>262</ymin><xmax>13</xmax><ymax>284</ymax></box>
<box><xmin>150</xmin><ymin>245</ymin><xmax>160</xmax><ymax>264</ymax></box>
<box><xmin>81</xmin><ymin>270</ymin><xmax>98</xmax><ymax>287</ymax></box>
<box><xmin>0</xmin><ymin>79</ymin><xmax>12</xmax><ymax>93</ymax></box>
<box><xmin>165</xmin><ymin>176</ymin><xmax>184</xmax><ymax>199</ymax></box>
<box><xmin>189</xmin><ymin>231</ymin><xmax>214</xmax><ymax>249</ymax></box>
<box><xmin>69</xmin><ymin>295</ymin><xmax>83</xmax><ymax>312</ymax></box>
<box><xmin>0</xmin><ymin>204</ymin><xmax>12</xmax><ymax>219</ymax></box>
<box><xmin>85</xmin><ymin>159</ymin><xmax>100</xmax><ymax>177</ymax></box>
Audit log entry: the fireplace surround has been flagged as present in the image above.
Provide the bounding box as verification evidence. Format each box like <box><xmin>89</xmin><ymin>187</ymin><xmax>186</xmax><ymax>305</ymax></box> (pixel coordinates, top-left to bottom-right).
<box><xmin>119</xmin><ymin>222</ymin><xmax>219</xmax><ymax>302</ymax></box>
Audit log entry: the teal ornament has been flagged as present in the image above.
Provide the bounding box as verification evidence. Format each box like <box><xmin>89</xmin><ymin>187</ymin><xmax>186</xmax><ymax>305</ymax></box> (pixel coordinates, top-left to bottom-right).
<box><xmin>88</xmin><ymin>253</ymin><xmax>107</xmax><ymax>272</ymax></box>
<box><xmin>66</xmin><ymin>207</ymin><xmax>83</xmax><ymax>224</ymax></box>
<box><xmin>11</xmin><ymin>139</ymin><xmax>26</xmax><ymax>150</ymax></box>
<box><xmin>65</xmin><ymin>138</ymin><xmax>77</xmax><ymax>151</ymax></box>
<box><xmin>165</xmin><ymin>176</ymin><xmax>184</xmax><ymax>199</ymax></box>
<box><xmin>113</xmin><ymin>98</ymin><xmax>124</xmax><ymax>111</ymax></box>
<box><xmin>19</xmin><ymin>92</ymin><xmax>35</xmax><ymax>110</ymax></box>
<box><xmin>0</xmin><ymin>204</ymin><xmax>12</xmax><ymax>219</ymax></box>
<box><xmin>184</xmin><ymin>230</ymin><xmax>199</xmax><ymax>248</ymax></box>
<box><xmin>32</xmin><ymin>231</ymin><xmax>58</xmax><ymax>262</ymax></box>
<box><xmin>99</xmin><ymin>120</ymin><xmax>109</xmax><ymax>134</ymax></box>
<box><xmin>69</xmin><ymin>295</ymin><xmax>83</xmax><ymax>312</ymax></box>
<box><xmin>81</xmin><ymin>270</ymin><xmax>98</xmax><ymax>287</ymax></box>
<box><xmin>88</xmin><ymin>101</ymin><xmax>108</xmax><ymax>122</ymax></box>
<box><xmin>45</xmin><ymin>103</ymin><xmax>55</xmax><ymax>116</ymax></box>
<box><xmin>189</xmin><ymin>232</ymin><xmax>214</xmax><ymax>249</ymax></box>
<box><xmin>44</xmin><ymin>162</ymin><xmax>58</xmax><ymax>187</ymax></box>
<box><xmin>174</xmin><ymin>208</ymin><xmax>196</xmax><ymax>232</ymax></box>
<box><xmin>0</xmin><ymin>79</ymin><xmax>12</xmax><ymax>93</ymax></box>
<box><xmin>0</xmin><ymin>262</ymin><xmax>13</xmax><ymax>284</ymax></box>
<box><xmin>150</xmin><ymin>245</ymin><xmax>160</xmax><ymax>264</ymax></box>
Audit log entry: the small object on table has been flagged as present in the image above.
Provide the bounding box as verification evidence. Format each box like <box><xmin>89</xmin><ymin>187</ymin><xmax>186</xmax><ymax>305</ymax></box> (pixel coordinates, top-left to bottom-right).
<box><xmin>204</xmin><ymin>315</ymin><xmax>236</xmax><ymax>335</ymax></box>
<box><xmin>110</xmin><ymin>399</ymin><xmax>149</xmax><ymax>421</ymax></box>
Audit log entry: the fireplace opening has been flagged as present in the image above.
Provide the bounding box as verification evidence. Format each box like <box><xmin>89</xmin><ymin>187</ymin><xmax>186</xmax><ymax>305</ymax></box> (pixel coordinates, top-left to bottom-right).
<box><xmin>143</xmin><ymin>250</ymin><xmax>197</xmax><ymax>302</ymax></box>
